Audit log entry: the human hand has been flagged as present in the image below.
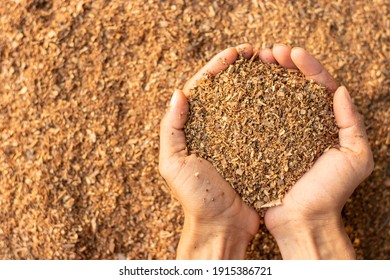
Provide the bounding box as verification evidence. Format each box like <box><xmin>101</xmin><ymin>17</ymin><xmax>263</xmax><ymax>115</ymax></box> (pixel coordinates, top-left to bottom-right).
<box><xmin>262</xmin><ymin>45</ymin><xmax>374</xmax><ymax>259</ymax></box>
<box><xmin>159</xmin><ymin>44</ymin><xmax>261</xmax><ymax>259</ymax></box>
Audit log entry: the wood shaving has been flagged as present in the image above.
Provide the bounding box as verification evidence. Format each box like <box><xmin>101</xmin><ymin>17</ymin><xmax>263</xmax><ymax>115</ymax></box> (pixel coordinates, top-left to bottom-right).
<box><xmin>0</xmin><ymin>0</ymin><xmax>388</xmax><ymax>260</ymax></box>
<box><xmin>185</xmin><ymin>56</ymin><xmax>338</xmax><ymax>213</ymax></box>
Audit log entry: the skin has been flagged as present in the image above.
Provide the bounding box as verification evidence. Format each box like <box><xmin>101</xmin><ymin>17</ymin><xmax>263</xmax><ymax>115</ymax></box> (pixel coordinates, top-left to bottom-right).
<box><xmin>159</xmin><ymin>43</ymin><xmax>374</xmax><ymax>259</ymax></box>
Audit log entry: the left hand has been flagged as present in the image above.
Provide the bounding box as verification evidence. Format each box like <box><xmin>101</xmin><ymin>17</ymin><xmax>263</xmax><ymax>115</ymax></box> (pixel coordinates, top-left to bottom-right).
<box><xmin>262</xmin><ymin>45</ymin><xmax>374</xmax><ymax>259</ymax></box>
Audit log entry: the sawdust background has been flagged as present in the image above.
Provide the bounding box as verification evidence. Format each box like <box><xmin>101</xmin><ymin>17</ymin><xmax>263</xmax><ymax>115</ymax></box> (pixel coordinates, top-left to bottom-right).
<box><xmin>0</xmin><ymin>0</ymin><xmax>388</xmax><ymax>259</ymax></box>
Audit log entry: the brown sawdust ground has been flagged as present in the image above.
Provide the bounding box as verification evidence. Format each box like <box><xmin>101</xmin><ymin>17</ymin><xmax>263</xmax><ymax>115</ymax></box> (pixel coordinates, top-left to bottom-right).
<box><xmin>0</xmin><ymin>0</ymin><xmax>388</xmax><ymax>259</ymax></box>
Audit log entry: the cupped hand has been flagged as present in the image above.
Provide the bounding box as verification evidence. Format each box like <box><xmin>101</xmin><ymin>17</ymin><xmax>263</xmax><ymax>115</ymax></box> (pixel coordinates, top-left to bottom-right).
<box><xmin>160</xmin><ymin>43</ymin><xmax>374</xmax><ymax>259</ymax></box>
<box><xmin>261</xmin><ymin>44</ymin><xmax>374</xmax><ymax>259</ymax></box>
<box><xmin>159</xmin><ymin>44</ymin><xmax>260</xmax><ymax>259</ymax></box>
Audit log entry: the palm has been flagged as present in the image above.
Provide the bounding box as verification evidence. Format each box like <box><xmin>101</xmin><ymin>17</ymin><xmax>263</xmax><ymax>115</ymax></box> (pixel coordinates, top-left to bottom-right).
<box><xmin>265</xmin><ymin>149</ymin><xmax>361</xmax><ymax>228</ymax></box>
<box><xmin>298</xmin><ymin>149</ymin><xmax>365</xmax><ymax>210</ymax></box>
<box><xmin>168</xmin><ymin>154</ymin><xmax>247</xmax><ymax>219</ymax></box>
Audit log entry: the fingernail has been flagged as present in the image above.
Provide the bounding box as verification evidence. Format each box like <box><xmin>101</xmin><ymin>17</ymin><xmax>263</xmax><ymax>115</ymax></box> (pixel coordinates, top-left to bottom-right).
<box><xmin>291</xmin><ymin>46</ymin><xmax>303</xmax><ymax>52</ymax></box>
<box><xmin>170</xmin><ymin>89</ymin><xmax>179</xmax><ymax>107</ymax></box>
<box><xmin>340</xmin><ymin>86</ymin><xmax>352</xmax><ymax>101</ymax></box>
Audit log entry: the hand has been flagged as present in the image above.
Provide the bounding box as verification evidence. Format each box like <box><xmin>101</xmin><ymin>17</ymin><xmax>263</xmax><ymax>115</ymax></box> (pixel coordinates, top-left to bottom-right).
<box><xmin>159</xmin><ymin>44</ymin><xmax>260</xmax><ymax>259</ymax></box>
<box><xmin>262</xmin><ymin>45</ymin><xmax>374</xmax><ymax>259</ymax></box>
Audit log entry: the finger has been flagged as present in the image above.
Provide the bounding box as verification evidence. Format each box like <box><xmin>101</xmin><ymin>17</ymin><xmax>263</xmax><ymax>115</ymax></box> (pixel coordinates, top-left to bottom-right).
<box><xmin>160</xmin><ymin>89</ymin><xmax>189</xmax><ymax>161</ymax></box>
<box><xmin>258</xmin><ymin>48</ymin><xmax>277</xmax><ymax>64</ymax></box>
<box><xmin>236</xmin><ymin>43</ymin><xmax>254</xmax><ymax>59</ymax></box>
<box><xmin>291</xmin><ymin>47</ymin><xmax>338</xmax><ymax>92</ymax></box>
<box><xmin>272</xmin><ymin>44</ymin><xmax>298</xmax><ymax>69</ymax></box>
<box><xmin>183</xmin><ymin>44</ymin><xmax>254</xmax><ymax>95</ymax></box>
<box><xmin>333</xmin><ymin>86</ymin><xmax>370</xmax><ymax>155</ymax></box>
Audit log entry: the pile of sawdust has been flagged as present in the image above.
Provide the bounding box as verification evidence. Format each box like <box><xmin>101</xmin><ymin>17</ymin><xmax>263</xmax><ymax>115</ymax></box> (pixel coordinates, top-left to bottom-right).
<box><xmin>185</xmin><ymin>56</ymin><xmax>338</xmax><ymax>212</ymax></box>
<box><xmin>0</xmin><ymin>0</ymin><xmax>388</xmax><ymax>260</ymax></box>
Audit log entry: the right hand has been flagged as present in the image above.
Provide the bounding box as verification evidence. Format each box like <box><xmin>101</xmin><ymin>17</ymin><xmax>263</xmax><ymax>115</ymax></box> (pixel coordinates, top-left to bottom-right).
<box><xmin>159</xmin><ymin>44</ymin><xmax>261</xmax><ymax>259</ymax></box>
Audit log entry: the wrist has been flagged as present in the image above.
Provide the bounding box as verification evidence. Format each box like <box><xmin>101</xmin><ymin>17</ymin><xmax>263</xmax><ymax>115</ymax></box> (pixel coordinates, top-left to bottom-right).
<box><xmin>269</xmin><ymin>214</ymin><xmax>355</xmax><ymax>259</ymax></box>
<box><xmin>176</xmin><ymin>215</ymin><xmax>253</xmax><ymax>260</ymax></box>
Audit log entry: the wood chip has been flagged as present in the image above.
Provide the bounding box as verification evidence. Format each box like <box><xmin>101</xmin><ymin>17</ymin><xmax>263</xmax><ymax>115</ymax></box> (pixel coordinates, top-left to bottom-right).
<box><xmin>0</xmin><ymin>0</ymin><xmax>387</xmax><ymax>261</ymax></box>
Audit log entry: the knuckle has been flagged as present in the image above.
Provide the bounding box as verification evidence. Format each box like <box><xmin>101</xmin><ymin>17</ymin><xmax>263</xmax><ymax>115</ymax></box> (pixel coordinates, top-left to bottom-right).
<box><xmin>158</xmin><ymin>160</ymin><xmax>169</xmax><ymax>179</ymax></box>
<box><xmin>159</xmin><ymin>155</ymin><xmax>184</xmax><ymax>182</ymax></box>
<box><xmin>358</xmin><ymin>146</ymin><xmax>374</xmax><ymax>177</ymax></box>
<box><xmin>356</xmin><ymin>113</ymin><xmax>366</xmax><ymax>127</ymax></box>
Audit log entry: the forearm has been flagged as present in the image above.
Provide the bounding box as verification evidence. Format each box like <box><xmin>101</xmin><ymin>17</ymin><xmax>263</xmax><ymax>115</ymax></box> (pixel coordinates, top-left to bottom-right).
<box><xmin>176</xmin><ymin>217</ymin><xmax>252</xmax><ymax>260</ymax></box>
<box><xmin>271</xmin><ymin>217</ymin><xmax>355</xmax><ymax>259</ymax></box>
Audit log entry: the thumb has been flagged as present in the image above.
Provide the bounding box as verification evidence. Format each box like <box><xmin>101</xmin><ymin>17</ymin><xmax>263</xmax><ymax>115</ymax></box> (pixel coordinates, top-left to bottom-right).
<box><xmin>159</xmin><ymin>89</ymin><xmax>189</xmax><ymax>162</ymax></box>
<box><xmin>333</xmin><ymin>86</ymin><xmax>370</xmax><ymax>154</ymax></box>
